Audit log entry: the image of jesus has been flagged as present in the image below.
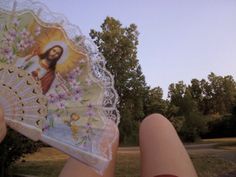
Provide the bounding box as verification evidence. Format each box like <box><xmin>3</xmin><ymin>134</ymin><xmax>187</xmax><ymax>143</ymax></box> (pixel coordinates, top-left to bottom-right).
<box><xmin>17</xmin><ymin>45</ymin><xmax>64</xmax><ymax>94</ymax></box>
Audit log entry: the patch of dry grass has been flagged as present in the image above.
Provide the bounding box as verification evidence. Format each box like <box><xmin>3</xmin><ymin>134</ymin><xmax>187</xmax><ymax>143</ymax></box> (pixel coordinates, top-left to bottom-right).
<box><xmin>192</xmin><ymin>155</ymin><xmax>236</xmax><ymax>177</ymax></box>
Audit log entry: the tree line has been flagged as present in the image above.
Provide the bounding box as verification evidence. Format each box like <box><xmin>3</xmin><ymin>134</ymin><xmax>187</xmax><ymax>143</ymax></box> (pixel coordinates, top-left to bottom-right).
<box><xmin>90</xmin><ymin>17</ymin><xmax>236</xmax><ymax>144</ymax></box>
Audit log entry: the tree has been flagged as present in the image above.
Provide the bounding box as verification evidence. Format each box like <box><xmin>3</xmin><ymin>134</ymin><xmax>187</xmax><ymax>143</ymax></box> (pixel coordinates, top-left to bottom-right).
<box><xmin>168</xmin><ymin>82</ymin><xmax>208</xmax><ymax>142</ymax></box>
<box><xmin>168</xmin><ymin>81</ymin><xmax>187</xmax><ymax>116</ymax></box>
<box><xmin>178</xmin><ymin>90</ymin><xmax>208</xmax><ymax>142</ymax></box>
<box><xmin>203</xmin><ymin>73</ymin><xmax>236</xmax><ymax>114</ymax></box>
<box><xmin>188</xmin><ymin>78</ymin><xmax>203</xmax><ymax>111</ymax></box>
<box><xmin>0</xmin><ymin>128</ymin><xmax>41</xmax><ymax>177</ymax></box>
<box><xmin>144</xmin><ymin>86</ymin><xmax>167</xmax><ymax>116</ymax></box>
<box><xmin>90</xmin><ymin>17</ymin><xmax>147</xmax><ymax>144</ymax></box>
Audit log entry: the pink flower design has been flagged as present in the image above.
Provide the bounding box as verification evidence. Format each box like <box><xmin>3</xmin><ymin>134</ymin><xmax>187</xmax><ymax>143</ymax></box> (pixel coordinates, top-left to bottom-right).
<box><xmin>85</xmin><ymin>104</ymin><xmax>95</xmax><ymax>117</ymax></box>
<box><xmin>12</xmin><ymin>18</ymin><xmax>19</xmax><ymax>27</ymax></box>
<box><xmin>25</xmin><ymin>36</ymin><xmax>35</xmax><ymax>47</ymax></box>
<box><xmin>35</xmin><ymin>26</ymin><xmax>41</xmax><ymax>36</ymax></box>
<box><xmin>56</xmin><ymin>101</ymin><xmax>66</xmax><ymax>109</ymax></box>
<box><xmin>71</xmin><ymin>86</ymin><xmax>83</xmax><ymax>101</ymax></box>
<box><xmin>17</xmin><ymin>40</ymin><xmax>26</xmax><ymax>51</ymax></box>
<box><xmin>86</xmin><ymin>78</ymin><xmax>93</xmax><ymax>86</ymax></box>
<box><xmin>58</xmin><ymin>92</ymin><xmax>67</xmax><ymax>101</ymax></box>
<box><xmin>5</xmin><ymin>51</ymin><xmax>15</xmax><ymax>63</ymax></box>
<box><xmin>8</xmin><ymin>29</ymin><xmax>17</xmax><ymax>38</ymax></box>
<box><xmin>73</xmin><ymin>94</ymin><xmax>82</xmax><ymax>101</ymax></box>
<box><xmin>20</xmin><ymin>28</ymin><xmax>30</xmax><ymax>39</ymax></box>
<box><xmin>70</xmin><ymin>80</ymin><xmax>79</xmax><ymax>89</ymax></box>
<box><xmin>3</xmin><ymin>34</ymin><xmax>14</xmax><ymax>45</ymax></box>
<box><xmin>48</xmin><ymin>93</ymin><xmax>57</xmax><ymax>103</ymax></box>
<box><xmin>74</xmin><ymin>67</ymin><xmax>82</xmax><ymax>75</ymax></box>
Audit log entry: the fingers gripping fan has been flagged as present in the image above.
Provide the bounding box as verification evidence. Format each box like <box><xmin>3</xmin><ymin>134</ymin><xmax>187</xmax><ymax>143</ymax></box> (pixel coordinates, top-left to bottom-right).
<box><xmin>0</xmin><ymin>0</ymin><xmax>120</xmax><ymax>173</ymax></box>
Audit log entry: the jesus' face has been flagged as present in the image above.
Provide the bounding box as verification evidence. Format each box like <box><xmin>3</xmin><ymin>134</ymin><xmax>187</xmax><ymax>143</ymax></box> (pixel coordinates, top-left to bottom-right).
<box><xmin>48</xmin><ymin>46</ymin><xmax>63</xmax><ymax>60</ymax></box>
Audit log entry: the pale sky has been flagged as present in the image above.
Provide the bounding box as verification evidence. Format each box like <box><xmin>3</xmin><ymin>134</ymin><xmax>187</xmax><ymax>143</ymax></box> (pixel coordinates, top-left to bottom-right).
<box><xmin>39</xmin><ymin>0</ymin><xmax>236</xmax><ymax>97</ymax></box>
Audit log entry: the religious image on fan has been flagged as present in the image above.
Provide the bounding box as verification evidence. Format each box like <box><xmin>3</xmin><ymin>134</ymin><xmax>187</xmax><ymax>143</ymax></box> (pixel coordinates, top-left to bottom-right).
<box><xmin>0</xmin><ymin>9</ymin><xmax>118</xmax><ymax>172</ymax></box>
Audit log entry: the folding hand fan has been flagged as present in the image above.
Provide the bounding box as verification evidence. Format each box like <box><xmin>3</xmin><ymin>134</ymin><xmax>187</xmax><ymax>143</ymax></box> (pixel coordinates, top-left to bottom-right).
<box><xmin>0</xmin><ymin>0</ymin><xmax>120</xmax><ymax>173</ymax></box>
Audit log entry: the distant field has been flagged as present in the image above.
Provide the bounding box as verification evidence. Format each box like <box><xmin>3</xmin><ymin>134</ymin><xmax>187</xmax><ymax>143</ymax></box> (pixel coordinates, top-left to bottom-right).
<box><xmin>202</xmin><ymin>137</ymin><xmax>236</xmax><ymax>143</ymax></box>
<box><xmin>10</xmin><ymin>138</ymin><xmax>236</xmax><ymax>177</ymax></box>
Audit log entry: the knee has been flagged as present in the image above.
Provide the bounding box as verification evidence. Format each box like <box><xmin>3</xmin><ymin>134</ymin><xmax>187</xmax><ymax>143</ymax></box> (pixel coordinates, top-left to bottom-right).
<box><xmin>140</xmin><ymin>113</ymin><xmax>174</xmax><ymax>134</ymax></box>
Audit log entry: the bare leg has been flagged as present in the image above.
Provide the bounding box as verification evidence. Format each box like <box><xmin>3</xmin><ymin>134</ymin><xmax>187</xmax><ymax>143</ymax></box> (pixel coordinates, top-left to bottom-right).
<box><xmin>59</xmin><ymin>124</ymin><xmax>119</xmax><ymax>177</ymax></box>
<box><xmin>139</xmin><ymin>114</ymin><xmax>198</xmax><ymax>177</ymax></box>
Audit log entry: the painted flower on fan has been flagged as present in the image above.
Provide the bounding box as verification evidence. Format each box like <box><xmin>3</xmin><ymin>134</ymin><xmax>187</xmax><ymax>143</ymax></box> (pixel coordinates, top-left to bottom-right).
<box><xmin>85</xmin><ymin>104</ymin><xmax>95</xmax><ymax>117</ymax></box>
<box><xmin>17</xmin><ymin>40</ymin><xmax>27</xmax><ymax>51</ymax></box>
<box><xmin>12</xmin><ymin>17</ymin><xmax>19</xmax><ymax>27</ymax></box>
<box><xmin>58</xmin><ymin>92</ymin><xmax>67</xmax><ymax>101</ymax></box>
<box><xmin>8</xmin><ymin>29</ymin><xmax>17</xmax><ymax>38</ymax></box>
<box><xmin>68</xmin><ymin>67</ymin><xmax>82</xmax><ymax>82</ymax></box>
<box><xmin>25</xmin><ymin>35</ymin><xmax>35</xmax><ymax>47</ymax></box>
<box><xmin>48</xmin><ymin>93</ymin><xmax>57</xmax><ymax>103</ymax></box>
<box><xmin>86</xmin><ymin>122</ymin><xmax>92</xmax><ymax>129</ymax></box>
<box><xmin>6</xmin><ymin>52</ymin><xmax>16</xmax><ymax>63</ymax></box>
<box><xmin>79</xmin><ymin>59</ymin><xmax>86</xmax><ymax>64</ymax></box>
<box><xmin>73</xmin><ymin>94</ymin><xmax>82</xmax><ymax>101</ymax></box>
<box><xmin>2</xmin><ymin>34</ymin><xmax>14</xmax><ymax>45</ymax></box>
<box><xmin>74</xmin><ymin>67</ymin><xmax>82</xmax><ymax>75</ymax></box>
<box><xmin>35</xmin><ymin>26</ymin><xmax>41</xmax><ymax>36</ymax></box>
<box><xmin>56</xmin><ymin>101</ymin><xmax>66</xmax><ymax>109</ymax></box>
<box><xmin>1</xmin><ymin>47</ymin><xmax>12</xmax><ymax>57</ymax></box>
<box><xmin>68</xmin><ymin>72</ymin><xmax>76</xmax><ymax>82</ymax></box>
<box><xmin>86</xmin><ymin>78</ymin><xmax>93</xmax><ymax>86</ymax></box>
<box><xmin>70</xmin><ymin>80</ymin><xmax>80</xmax><ymax>89</ymax></box>
<box><xmin>20</xmin><ymin>28</ymin><xmax>30</xmax><ymax>39</ymax></box>
<box><xmin>72</xmin><ymin>87</ymin><xmax>83</xmax><ymax>101</ymax></box>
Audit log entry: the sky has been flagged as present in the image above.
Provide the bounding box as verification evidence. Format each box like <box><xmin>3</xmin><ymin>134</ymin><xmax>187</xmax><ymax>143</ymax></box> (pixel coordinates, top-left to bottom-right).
<box><xmin>39</xmin><ymin>0</ymin><xmax>236</xmax><ymax>97</ymax></box>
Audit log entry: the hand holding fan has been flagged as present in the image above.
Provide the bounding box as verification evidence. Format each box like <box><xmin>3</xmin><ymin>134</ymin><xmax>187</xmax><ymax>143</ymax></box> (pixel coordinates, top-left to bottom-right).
<box><xmin>0</xmin><ymin>0</ymin><xmax>120</xmax><ymax>173</ymax></box>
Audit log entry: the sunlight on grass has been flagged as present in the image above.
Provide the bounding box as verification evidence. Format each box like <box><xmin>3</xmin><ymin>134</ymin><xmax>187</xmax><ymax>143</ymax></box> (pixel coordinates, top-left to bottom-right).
<box><xmin>11</xmin><ymin>150</ymin><xmax>236</xmax><ymax>177</ymax></box>
<box><xmin>202</xmin><ymin>137</ymin><xmax>236</xmax><ymax>143</ymax></box>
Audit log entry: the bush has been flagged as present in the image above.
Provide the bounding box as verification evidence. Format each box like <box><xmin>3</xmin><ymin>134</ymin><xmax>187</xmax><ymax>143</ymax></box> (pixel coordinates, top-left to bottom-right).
<box><xmin>179</xmin><ymin>112</ymin><xmax>208</xmax><ymax>142</ymax></box>
<box><xmin>0</xmin><ymin>127</ymin><xmax>41</xmax><ymax>177</ymax></box>
<box><xmin>203</xmin><ymin>114</ymin><xmax>236</xmax><ymax>138</ymax></box>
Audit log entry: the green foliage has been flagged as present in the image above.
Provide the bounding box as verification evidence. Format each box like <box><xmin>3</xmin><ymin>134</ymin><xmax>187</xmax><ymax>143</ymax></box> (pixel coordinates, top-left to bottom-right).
<box><xmin>144</xmin><ymin>86</ymin><xmax>168</xmax><ymax>116</ymax></box>
<box><xmin>90</xmin><ymin>17</ymin><xmax>236</xmax><ymax>143</ymax></box>
<box><xmin>0</xmin><ymin>128</ymin><xmax>41</xmax><ymax>177</ymax></box>
<box><xmin>205</xmin><ymin>114</ymin><xmax>236</xmax><ymax>138</ymax></box>
<box><xmin>168</xmin><ymin>73</ymin><xmax>236</xmax><ymax>141</ymax></box>
<box><xmin>200</xmin><ymin>73</ymin><xmax>236</xmax><ymax>114</ymax></box>
<box><xmin>90</xmin><ymin>17</ymin><xmax>147</xmax><ymax>144</ymax></box>
<box><xmin>180</xmin><ymin>112</ymin><xmax>208</xmax><ymax>142</ymax></box>
<box><xmin>169</xmin><ymin>116</ymin><xmax>185</xmax><ymax>132</ymax></box>
<box><xmin>169</xmin><ymin>90</ymin><xmax>208</xmax><ymax>142</ymax></box>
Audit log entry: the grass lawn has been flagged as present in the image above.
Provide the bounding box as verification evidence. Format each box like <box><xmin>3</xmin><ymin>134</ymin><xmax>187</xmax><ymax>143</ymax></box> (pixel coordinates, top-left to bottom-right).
<box><xmin>8</xmin><ymin>137</ymin><xmax>236</xmax><ymax>177</ymax></box>
<box><xmin>10</xmin><ymin>145</ymin><xmax>236</xmax><ymax>177</ymax></box>
<box><xmin>10</xmin><ymin>154</ymin><xmax>236</xmax><ymax>177</ymax></box>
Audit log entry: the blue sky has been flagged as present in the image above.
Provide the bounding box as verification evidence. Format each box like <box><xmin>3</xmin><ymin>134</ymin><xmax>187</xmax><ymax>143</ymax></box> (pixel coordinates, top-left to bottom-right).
<box><xmin>40</xmin><ymin>0</ymin><xmax>236</xmax><ymax>97</ymax></box>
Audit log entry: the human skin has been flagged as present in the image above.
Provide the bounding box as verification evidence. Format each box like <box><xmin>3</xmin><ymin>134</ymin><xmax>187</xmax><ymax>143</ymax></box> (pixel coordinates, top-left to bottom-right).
<box><xmin>48</xmin><ymin>47</ymin><xmax>63</xmax><ymax>60</ymax></box>
<box><xmin>139</xmin><ymin>114</ymin><xmax>198</xmax><ymax>177</ymax></box>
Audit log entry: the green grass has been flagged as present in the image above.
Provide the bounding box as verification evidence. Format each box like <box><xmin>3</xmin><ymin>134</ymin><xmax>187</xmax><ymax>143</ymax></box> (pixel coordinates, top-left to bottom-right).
<box><xmin>116</xmin><ymin>153</ymin><xmax>140</xmax><ymax>177</ymax></box>
<box><xmin>10</xmin><ymin>152</ymin><xmax>236</xmax><ymax>177</ymax></box>
<box><xmin>8</xmin><ymin>138</ymin><xmax>236</xmax><ymax>177</ymax></box>
<box><xmin>10</xmin><ymin>160</ymin><xmax>65</xmax><ymax>177</ymax></box>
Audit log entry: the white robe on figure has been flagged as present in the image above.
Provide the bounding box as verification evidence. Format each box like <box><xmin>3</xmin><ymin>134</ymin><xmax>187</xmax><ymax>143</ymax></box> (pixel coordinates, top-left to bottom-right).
<box><xmin>16</xmin><ymin>55</ymin><xmax>47</xmax><ymax>79</ymax></box>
